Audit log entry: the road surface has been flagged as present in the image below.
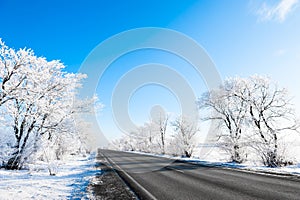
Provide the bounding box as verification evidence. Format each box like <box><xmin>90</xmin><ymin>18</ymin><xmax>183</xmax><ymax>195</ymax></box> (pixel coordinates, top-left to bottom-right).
<box><xmin>100</xmin><ymin>149</ymin><xmax>300</xmax><ymax>200</ymax></box>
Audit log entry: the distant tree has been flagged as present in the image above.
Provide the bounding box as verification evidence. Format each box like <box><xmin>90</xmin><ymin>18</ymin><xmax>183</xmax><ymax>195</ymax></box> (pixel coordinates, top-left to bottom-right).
<box><xmin>130</xmin><ymin>122</ymin><xmax>159</xmax><ymax>153</ymax></box>
<box><xmin>153</xmin><ymin>113</ymin><xmax>169</xmax><ymax>154</ymax></box>
<box><xmin>111</xmin><ymin>115</ymin><xmax>168</xmax><ymax>154</ymax></box>
<box><xmin>172</xmin><ymin>115</ymin><xmax>199</xmax><ymax>158</ymax></box>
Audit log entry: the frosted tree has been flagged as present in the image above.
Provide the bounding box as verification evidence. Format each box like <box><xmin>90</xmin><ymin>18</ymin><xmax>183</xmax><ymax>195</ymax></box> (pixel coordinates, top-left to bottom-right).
<box><xmin>0</xmin><ymin>39</ymin><xmax>32</xmax><ymax>106</ymax></box>
<box><xmin>128</xmin><ymin>122</ymin><xmax>158</xmax><ymax>153</ymax></box>
<box><xmin>152</xmin><ymin>114</ymin><xmax>169</xmax><ymax>154</ymax></box>
<box><xmin>0</xmin><ymin>39</ymin><xmax>88</xmax><ymax>169</ymax></box>
<box><xmin>111</xmin><ymin>119</ymin><xmax>163</xmax><ymax>153</ymax></box>
<box><xmin>171</xmin><ymin>115</ymin><xmax>199</xmax><ymax>157</ymax></box>
<box><xmin>119</xmin><ymin>134</ymin><xmax>137</xmax><ymax>151</ymax></box>
<box><xmin>198</xmin><ymin>78</ymin><xmax>248</xmax><ymax>163</ymax></box>
<box><xmin>243</xmin><ymin>76</ymin><xmax>299</xmax><ymax>167</ymax></box>
<box><xmin>199</xmin><ymin>75</ymin><xmax>299</xmax><ymax>166</ymax></box>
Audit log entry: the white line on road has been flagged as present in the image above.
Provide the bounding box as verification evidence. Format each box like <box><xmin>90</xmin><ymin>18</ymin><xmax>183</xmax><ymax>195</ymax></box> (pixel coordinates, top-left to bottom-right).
<box><xmin>102</xmin><ymin>152</ymin><xmax>158</xmax><ymax>200</ymax></box>
<box><xmin>165</xmin><ymin>166</ymin><xmax>185</xmax><ymax>174</ymax></box>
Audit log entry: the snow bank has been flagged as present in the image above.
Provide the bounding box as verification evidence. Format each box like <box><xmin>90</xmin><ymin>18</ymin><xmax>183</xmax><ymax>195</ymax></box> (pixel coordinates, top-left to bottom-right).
<box><xmin>0</xmin><ymin>154</ymin><xmax>101</xmax><ymax>200</ymax></box>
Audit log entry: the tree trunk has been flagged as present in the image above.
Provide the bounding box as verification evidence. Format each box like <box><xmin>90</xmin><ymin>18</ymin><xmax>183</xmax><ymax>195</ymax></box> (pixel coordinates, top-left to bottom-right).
<box><xmin>6</xmin><ymin>128</ymin><xmax>32</xmax><ymax>170</ymax></box>
<box><xmin>232</xmin><ymin>144</ymin><xmax>242</xmax><ymax>163</ymax></box>
<box><xmin>5</xmin><ymin>152</ymin><xmax>22</xmax><ymax>170</ymax></box>
<box><xmin>161</xmin><ymin>133</ymin><xmax>165</xmax><ymax>154</ymax></box>
<box><xmin>184</xmin><ymin>150</ymin><xmax>191</xmax><ymax>158</ymax></box>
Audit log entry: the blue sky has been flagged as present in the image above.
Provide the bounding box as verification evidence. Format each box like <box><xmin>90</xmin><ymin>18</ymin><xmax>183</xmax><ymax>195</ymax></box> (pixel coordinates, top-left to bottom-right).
<box><xmin>1</xmin><ymin>0</ymin><xmax>300</xmax><ymax>140</ymax></box>
<box><xmin>0</xmin><ymin>0</ymin><xmax>197</xmax><ymax>70</ymax></box>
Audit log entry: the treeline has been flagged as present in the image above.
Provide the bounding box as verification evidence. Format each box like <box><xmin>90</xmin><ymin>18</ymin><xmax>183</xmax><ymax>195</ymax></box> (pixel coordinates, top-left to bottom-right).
<box><xmin>111</xmin><ymin>76</ymin><xmax>299</xmax><ymax>167</ymax></box>
<box><xmin>0</xmin><ymin>39</ymin><xmax>97</xmax><ymax>172</ymax></box>
<box><xmin>110</xmin><ymin>115</ymin><xmax>199</xmax><ymax>158</ymax></box>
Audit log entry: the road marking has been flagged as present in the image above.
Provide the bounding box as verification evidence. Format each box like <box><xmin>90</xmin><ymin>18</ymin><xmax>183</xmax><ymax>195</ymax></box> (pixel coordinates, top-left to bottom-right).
<box><xmin>166</xmin><ymin>166</ymin><xmax>185</xmax><ymax>174</ymax></box>
<box><xmin>102</xmin><ymin>151</ymin><xmax>158</xmax><ymax>200</ymax></box>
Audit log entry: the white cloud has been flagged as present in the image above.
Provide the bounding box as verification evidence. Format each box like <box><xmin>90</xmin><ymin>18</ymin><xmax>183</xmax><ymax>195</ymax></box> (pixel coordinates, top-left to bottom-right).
<box><xmin>257</xmin><ymin>0</ymin><xmax>299</xmax><ymax>22</ymax></box>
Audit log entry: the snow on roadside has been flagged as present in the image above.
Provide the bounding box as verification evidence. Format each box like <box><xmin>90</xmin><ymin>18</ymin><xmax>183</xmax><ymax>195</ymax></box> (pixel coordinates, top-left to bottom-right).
<box><xmin>0</xmin><ymin>153</ymin><xmax>101</xmax><ymax>200</ymax></box>
<box><xmin>127</xmin><ymin>151</ymin><xmax>300</xmax><ymax>177</ymax></box>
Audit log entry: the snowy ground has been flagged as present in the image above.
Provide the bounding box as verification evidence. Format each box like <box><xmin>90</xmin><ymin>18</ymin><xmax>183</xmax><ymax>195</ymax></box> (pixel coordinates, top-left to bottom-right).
<box><xmin>0</xmin><ymin>154</ymin><xmax>101</xmax><ymax>200</ymax></box>
<box><xmin>1</xmin><ymin>149</ymin><xmax>299</xmax><ymax>200</ymax></box>
<box><xmin>128</xmin><ymin>150</ymin><xmax>300</xmax><ymax>177</ymax></box>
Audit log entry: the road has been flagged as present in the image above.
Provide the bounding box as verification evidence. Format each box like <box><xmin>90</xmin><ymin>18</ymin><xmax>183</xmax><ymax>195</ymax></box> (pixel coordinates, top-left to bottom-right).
<box><xmin>100</xmin><ymin>149</ymin><xmax>300</xmax><ymax>200</ymax></box>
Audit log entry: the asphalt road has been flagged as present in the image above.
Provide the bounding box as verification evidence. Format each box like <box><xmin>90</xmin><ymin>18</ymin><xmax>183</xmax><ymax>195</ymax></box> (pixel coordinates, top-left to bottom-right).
<box><xmin>100</xmin><ymin>149</ymin><xmax>300</xmax><ymax>200</ymax></box>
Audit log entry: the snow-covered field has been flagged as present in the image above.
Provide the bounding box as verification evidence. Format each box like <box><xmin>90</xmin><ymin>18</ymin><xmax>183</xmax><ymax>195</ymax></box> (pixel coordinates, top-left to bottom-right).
<box><xmin>0</xmin><ymin>154</ymin><xmax>100</xmax><ymax>200</ymax></box>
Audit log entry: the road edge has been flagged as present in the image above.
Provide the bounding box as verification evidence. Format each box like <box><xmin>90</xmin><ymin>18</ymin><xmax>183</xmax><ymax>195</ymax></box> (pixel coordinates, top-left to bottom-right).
<box><xmin>100</xmin><ymin>150</ymin><xmax>158</xmax><ymax>200</ymax></box>
<box><xmin>125</xmin><ymin>150</ymin><xmax>300</xmax><ymax>179</ymax></box>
